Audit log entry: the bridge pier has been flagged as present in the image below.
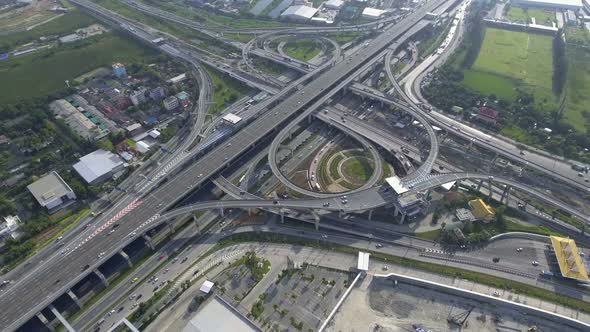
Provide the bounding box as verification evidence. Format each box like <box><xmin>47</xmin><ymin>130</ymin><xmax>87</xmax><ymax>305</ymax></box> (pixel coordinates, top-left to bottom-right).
<box><xmin>94</xmin><ymin>269</ymin><xmax>109</xmax><ymax>287</ymax></box>
<box><xmin>399</xmin><ymin>212</ymin><xmax>407</xmax><ymax>224</ymax></box>
<box><xmin>119</xmin><ymin>250</ymin><xmax>133</xmax><ymax>268</ymax></box>
<box><xmin>368</xmin><ymin>209</ymin><xmax>373</xmax><ymax>221</ymax></box>
<box><xmin>476</xmin><ymin>179</ymin><xmax>484</xmax><ymax>191</ymax></box>
<box><xmin>488</xmin><ymin>180</ymin><xmax>493</xmax><ymax>201</ymax></box>
<box><xmin>219</xmin><ymin>208</ymin><xmax>225</xmax><ymax>217</ymax></box>
<box><xmin>167</xmin><ymin>222</ymin><xmax>175</xmax><ymax>235</ymax></box>
<box><xmin>393</xmin><ymin>205</ymin><xmax>399</xmax><ymax>217</ymax></box>
<box><xmin>193</xmin><ymin>215</ymin><xmax>200</xmax><ymax>234</ymax></box>
<box><xmin>500</xmin><ymin>186</ymin><xmax>511</xmax><ymax>204</ymax></box>
<box><xmin>143</xmin><ymin>234</ymin><xmax>155</xmax><ymax>250</ymax></box>
<box><xmin>36</xmin><ymin>312</ymin><xmax>55</xmax><ymax>332</ymax></box>
<box><xmin>66</xmin><ymin>289</ymin><xmax>82</xmax><ymax>308</ymax></box>
<box><xmin>311</xmin><ymin>211</ymin><xmax>321</xmax><ymax>230</ymax></box>
<box><xmin>49</xmin><ymin>305</ymin><xmax>75</xmax><ymax>332</ymax></box>
<box><xmin>280</xmin><ymin>209</ymin><xmax>285</xmax><ymax>223</ymax></box>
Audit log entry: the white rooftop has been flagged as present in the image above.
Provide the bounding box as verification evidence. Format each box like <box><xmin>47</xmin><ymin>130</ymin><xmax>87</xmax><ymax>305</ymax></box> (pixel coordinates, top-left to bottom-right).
<box><xmin>357</xmin><ymin>251</ymin><xmax>370</xmax><ymax>271</ymax></box>
<box><xmin>385</xmin><ymin>176</ymin><xmax>409</xmax><ymax>194</ymax></box>
<box><xmin>149</xmin><ymin>129</ymin><xmax>161</xmax><ymax>138</ymax></box>
<box><xmin>73</xmin><ymin>149</ymin><xmax>124</xmax><ymax>183</ymax></box>
<box><xmin>325</xmin><ymin>0</ymin><xmax>344</xmax><ymax>8</ymax></box>
<box><xmin>182</xmin><ymin>297</ymin><xmax>258</xmax><ymax>332</ymax></box>
<box><xmin>441</xmin><ymin>181</ymin><xmax>456</xmax><ymax>191</ymax></box>
<box><xmin>515</xmin><ymin>0</ymin><xmax>582</xmax><ymax>8</ymax></box>
<box><xmin>222</xmin><ymin>113</ymin><xmax>242</xmax><ymax>125</ymax></box>
<box><xmin>200</xmin><ymin>280</ymin><xmax>214</xmax><ymax>294</ymax></box>
<box><xmin>281</xmin><ymin>5</ymin><xmax>319</xmax><ymax>19</ymax></box>
<box><xmin>125</xmin><ymin>123</ymin><xmax>142</xmax><ymax>132</ymax></box>
<box><xmin>362</xmin><ymin>7</ymin><xmax>385</xmax><ymax>17</ymax></box>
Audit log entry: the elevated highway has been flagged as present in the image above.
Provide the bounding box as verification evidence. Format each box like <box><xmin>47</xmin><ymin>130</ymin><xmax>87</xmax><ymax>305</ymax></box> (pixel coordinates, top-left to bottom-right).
<box><xmin>0</xmin><ymin>1</ymin><xmax>454</xmax><ymax>329</ymax></box>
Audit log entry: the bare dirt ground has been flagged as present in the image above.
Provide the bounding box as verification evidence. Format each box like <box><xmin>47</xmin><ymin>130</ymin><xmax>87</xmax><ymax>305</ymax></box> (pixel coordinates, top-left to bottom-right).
<box><xmin>328</xmin><ymin>274</ymin><xmax>583</xmax><ymax>332</ymax></box>
<box><xmin>0</xmin><ymin>0</ymin><xmax>57</xmax><ymax>32</ymax></box>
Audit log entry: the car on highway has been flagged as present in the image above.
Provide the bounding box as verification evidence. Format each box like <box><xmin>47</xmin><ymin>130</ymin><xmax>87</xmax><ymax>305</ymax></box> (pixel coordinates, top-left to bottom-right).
<box><xmin>531</xmin><ymin>260</ymin><xmax>539</xmax><ymax>266</ymax></box>
<box><xmin>82</xmin><ymin>264</ymin><xmax>90</xmax><ymax>271</ymax></box>
<box><xmin>375</xmin><ymin>243</ymin><xmax>383</xmax><ymax>248</ymax></box>
<box><xmin>382</xmin><ymin>265</ymin><xmax>389</xmax><ymax>271</ymax></box>
<box><xmin>131</xmin><ymin>277</ymin><xmax>139</xmax><ymax>283</ymax></box>
<box><xmin>492</xmin><ymin>257</ymin><xmax>500</xmax><ymax>263</ymax></box>
<box><xmin>516</xmin><ymin>247</ymin><xmax>523</xmax><ymax>252</ymax></box>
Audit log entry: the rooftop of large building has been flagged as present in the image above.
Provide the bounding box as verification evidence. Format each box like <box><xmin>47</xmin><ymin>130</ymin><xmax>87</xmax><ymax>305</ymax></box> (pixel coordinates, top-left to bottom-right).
<box><xmin>26</xmin><ymin>172</ymin><xmax>74</xmax><ymax>207</ymax></box>
<box><xmin>73</xmin><ymin>149</ymin><xmax>124</xmax><ymax>183</ymax></box>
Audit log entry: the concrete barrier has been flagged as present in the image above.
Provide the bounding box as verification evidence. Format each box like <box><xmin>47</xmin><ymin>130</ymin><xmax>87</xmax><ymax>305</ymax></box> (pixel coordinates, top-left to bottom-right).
<box><xmin>489</xmin><ymin>232</ymin><xmax>550</xmax><ymax>243</ymax></box>
<box><xmin>375</xmin><ymin>272</ymin><xmax>590</xmax><ymax>331</ymax></box>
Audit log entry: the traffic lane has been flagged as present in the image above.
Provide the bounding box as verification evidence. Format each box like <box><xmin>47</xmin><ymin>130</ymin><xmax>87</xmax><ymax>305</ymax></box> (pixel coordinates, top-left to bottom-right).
<box><xmin>72</xmin><ymin>211</ymin><xmax>217</xmax><ymax>330</ymax></box>
<box><xmin>0</xmin><ymin>0</ymin><xmax>451</xmax><ymax>327</ymax></box>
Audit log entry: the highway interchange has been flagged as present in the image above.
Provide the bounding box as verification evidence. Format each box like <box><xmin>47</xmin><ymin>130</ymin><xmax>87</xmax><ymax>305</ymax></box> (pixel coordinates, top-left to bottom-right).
<box><xmin>3</xmin><ymin>0</ymin><xmax>590</xmax><ymax>330</ymax></box>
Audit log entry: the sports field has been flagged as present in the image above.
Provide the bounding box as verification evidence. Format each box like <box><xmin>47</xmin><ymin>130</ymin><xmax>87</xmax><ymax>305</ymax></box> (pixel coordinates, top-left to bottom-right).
<box><xmin>0</xmin><ymin>33</ymin><xmax>156</xmax><ymax>104</ymax></box>
<box><xmin>506</xmin><ymin>7</ymin><xmax>555</xmax><ymax>26</ymax></box>
<box><xmin>462</xmin><ymin>28</ymin><xmax>556</xmax><ymax>111</ymax></box>
<box><xmin>564</xmin><ymin>46</ymin><xmax>590</xmax><ymax>133</ymax></box>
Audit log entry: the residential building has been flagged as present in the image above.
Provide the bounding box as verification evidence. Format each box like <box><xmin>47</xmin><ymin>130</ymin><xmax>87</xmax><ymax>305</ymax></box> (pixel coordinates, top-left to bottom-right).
<box><xmin>176</xmin><ymin>91</ymin><xmax>191</xmax><ymax>108</ymax></box>
<box><xmin>112</xmin><ymin>63</ymin><xmax>127</xmax><ymax>78</ymax></box>
<box><xmin>476</xmin><ymin>106</ymin><xmax>499</xmax><ymax>125</ymax></box>
<box><xmin>135</xmin><ymin>141</ymin><xmax>150</xmax><ymax>154</ymax></box>
<box><xmin>167</xmin><ymin>73</ymin><xmax>187</xmax><ymax>84</ymax></box>
<box><xmin>468</xmin><ymin>198</ymin><xmax>496</xmax><ymax>222</ymax></box>
<box><xmin>281</xmin><ymin>5</ymin><xmax>319</xmax><ymax>21</ymax></box>
<box><xmin>125</xmin><ymin>123</ymin><xmax>143</xmax><ymax>135</ymax></box>
<box><xmin>27</xmin><ymin>171</ymin><xmax>77</xmax><ymax>213</ymax></box>
<box><xmin>73</xmin><ymin>149</ymin><xmax>126</xmax><ymax>184</ymax></box>
<box><xmin>0</xmin><ymin>215</ymin><xmax>22</xmax><ymax>240</ymax></box>
<box><xmin>149</xmin><ymin>86</ymin><xmax>166</xmax><ymax>101</ymax></box>
<box><xmin>50</xmin><ymin>99</ymin><xmax>103</xmax><ymax>140</ymax></box>
<box><xmin>130</xmin><ymin>88</ymin><xmax>147</xmax><ymax>106</ymax></box>
<box><xmin>163</xmin><ymin>96</ymin><xmax>179</xmax><ymax>111</ymax></box>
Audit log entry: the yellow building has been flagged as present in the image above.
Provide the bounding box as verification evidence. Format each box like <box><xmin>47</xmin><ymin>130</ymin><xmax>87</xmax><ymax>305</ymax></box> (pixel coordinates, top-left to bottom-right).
<box><xmin>468</xmin><ymin>198</ymin><xmax>495</xmax><ymax>222</ymax></box>
<box><xmin>550</xmin><ymin>236</ymin><xmax>589</xmax><ymax>282</ymax></box>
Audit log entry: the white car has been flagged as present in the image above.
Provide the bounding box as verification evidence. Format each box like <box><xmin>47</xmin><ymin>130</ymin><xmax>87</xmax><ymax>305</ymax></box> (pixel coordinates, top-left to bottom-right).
<box><xmin>516</xmin><ymin>247</ymin><xmax>523</xmax><ymax>252</ymax></box>
<box><xmin>532</xmin><ymin>261</ymin><xmax>539</xmax><ymax>266</ymax></box>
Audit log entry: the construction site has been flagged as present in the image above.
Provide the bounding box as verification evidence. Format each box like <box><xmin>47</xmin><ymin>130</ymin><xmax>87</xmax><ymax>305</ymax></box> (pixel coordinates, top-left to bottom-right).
<box><xmin>328</xmin><ymin>274</ymin><xmax>576</xmax><ymax>332</ymax></box>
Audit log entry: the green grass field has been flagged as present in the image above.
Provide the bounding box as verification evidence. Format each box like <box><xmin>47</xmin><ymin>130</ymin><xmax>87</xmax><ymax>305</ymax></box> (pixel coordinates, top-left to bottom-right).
<box><xmin>341</xmin><ymin>157</ymin><xmax>373</xmax><ymax>183</ymax></box>
<box><xmin>462</xmin><ymin>28</ymin><xmax>556</xmax><ymax>111</ymax></box>
<box><xmin>283</xmin><ymin>40</ymin><xmax>321</xmax><ymax>62</ymax></box>
<box><xmin>563</xmin><ymin>46</ymin><xmax>590</xmax><ymax>133</ymax></box>
<box><xmin>1</xmin><ymin>10</ymin><xmax>96</xmax><ymax>49</ymax></box>
<box><xmin>206</xmin><ymin>67</ymin><xmax>254</xmax><ymax>112</ymax></box>
<box><xmin>506</xmin><ymin>7</ymin><xmax>555</xmax><ymax>26</ymax></box>
<box><xmin>0</xmin><ymin>33</ymin><xmax>156</xmax><ymax>104</ymax></box>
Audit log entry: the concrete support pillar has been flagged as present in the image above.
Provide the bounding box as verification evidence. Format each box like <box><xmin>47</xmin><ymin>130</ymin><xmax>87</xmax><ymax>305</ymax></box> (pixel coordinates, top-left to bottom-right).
<box><xmin>248</xmin><ymin>208</ymin><xmax>252</xmax><ymax>216</ymax></box>
<box><xmin>167</xmin><ymin>222</ymin><xmax>175</xmax><ymax>235</ymax></box>
<box><xmin>94</xmin><ymin>269</ymin><xmax>109</xmax><ymax>287</ymax></box>
<box><xmin>49</xmin><ymin>305</ymin><xmax>75</xmax><ymax>332</ymax></box>
<box><xmin>193</xmin><ymin>215</ymin><xmax>200</xmax><ymax>234</ymax></box>
<box><xmin>142</xmin><ymin>234</ymin><xmax>155</xmax><ymax>250</ymax></box>
<box><xmin>280</xmin><ymin>209</ymin><xmax>285</xmax><ymax>223</ymax></box>
<box><xmin>119</xmin><ymin>250</ymin><xmax>133</xmax><ymax>268</ymax></box>
<box><xmin>393</xmin><ymin>205</ymin><xmax>399</xmax><ymax>217</ymax></box>
<box><xmin>66</xmin><ymin>289</ymin><xmax>82</xmax><ymax>308</ymax></box>
<box><xmin>476</xmin><ymin>179</ymin><xmax>484</xmax><ymax>191</ymax></box>
<box><xmin>36</xmin><ymin>312</ymin><xmax>55</xmax><ymax>332</ymax></box>
<box><xmin>308</xmin><ymin>114</ymin><xmax>312</xmax><ymax>123</ymax></box>
<box><xmin>488</xmin><ymin>180</ymin><xmax>493</xmax><ymax>200</ymax></box>
<box><xmin>400</xmin><ymin>212</ymin><xmax>407</xmax><ymax>224</ymax></box>
<box><xmin>312</xmin><ymin>212</ymin><xmax>320</xmax><ymax>231</ymax></box>
<box><xmin>501</xmin><ymin>186</ymin><xmax>511</xmax><ymax>204</ymax></box>
<box><xmin>339</xmin><ymin>209</ymin><xmax>345</xmax><ymax>218</ymax></box>
<box><xmin>368</xmin><ymin>209</ymin><xmax>373</xmax><ymax>221</ymax></box>
<box><xmin>219</xmin><ymin>208</ymin><xmax>225</xmax><ymax>217</ymax></box>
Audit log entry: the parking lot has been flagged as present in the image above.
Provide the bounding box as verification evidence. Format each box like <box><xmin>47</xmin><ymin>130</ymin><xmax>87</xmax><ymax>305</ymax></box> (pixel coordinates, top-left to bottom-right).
<box><xmin>253</xmin><ymin>265</ymin><xmax>352</xmax><ymax>331</ymax></box>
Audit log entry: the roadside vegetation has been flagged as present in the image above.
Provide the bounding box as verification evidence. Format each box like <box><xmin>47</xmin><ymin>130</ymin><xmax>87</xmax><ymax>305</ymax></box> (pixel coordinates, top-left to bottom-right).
<box><xmin>422</xmin><ymin>1</ymin><xmax>590</xmax><ymax>163</ymax></box>
<box><xmin>205</xmin><ymin>66</ymin><xmax>254</xmax><ymax>113</ymax></box>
